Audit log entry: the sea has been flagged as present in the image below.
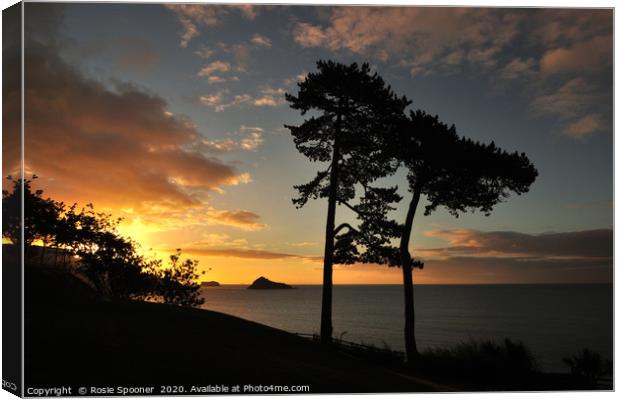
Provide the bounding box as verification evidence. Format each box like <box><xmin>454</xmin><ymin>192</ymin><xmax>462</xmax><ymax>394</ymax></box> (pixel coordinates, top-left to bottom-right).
<box><xmin>199</xmin><ymin>284</ymin><xmax>613</xmax><ymax>372</ymax></box>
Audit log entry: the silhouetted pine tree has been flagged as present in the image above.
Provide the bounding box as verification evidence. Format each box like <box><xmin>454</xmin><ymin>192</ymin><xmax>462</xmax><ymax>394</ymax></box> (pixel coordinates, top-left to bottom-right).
<box><xmin>390</xmin><ymin>110</ymin><xmax>538</xmax><ymax>364</ymax></box>
<box><xmin>285</xmin><ymin>60</ymin><xmax>410</xmax><ymax>343</ymax></box>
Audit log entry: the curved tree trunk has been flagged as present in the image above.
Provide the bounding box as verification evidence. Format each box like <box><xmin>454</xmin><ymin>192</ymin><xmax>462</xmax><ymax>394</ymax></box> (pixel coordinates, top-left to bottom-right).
<box><xmin>320</xmin><ymin>111</ymin><xmax>342</xmax><ymax>344</ymax></box>
<box><xmin>400</xmin><ymin>186</ymin><xmax>422</xmax><ymax>364</ymax></box>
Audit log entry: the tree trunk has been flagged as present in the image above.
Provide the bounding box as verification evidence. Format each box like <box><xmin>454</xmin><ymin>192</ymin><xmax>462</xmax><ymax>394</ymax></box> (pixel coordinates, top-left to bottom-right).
<box><xmin>400</xmin><ymin>186</ymin><xmax>422</xmax><ymax>364</ymax></box>
<box><xmin>320</xmin><ymin>111</ymin><xmax>342</xmax><ymax>344</ymax></box>
<box><xmin>40</xmin><ymin>241</ymin><xmax>46</xmax><ymax>266</ymax></box>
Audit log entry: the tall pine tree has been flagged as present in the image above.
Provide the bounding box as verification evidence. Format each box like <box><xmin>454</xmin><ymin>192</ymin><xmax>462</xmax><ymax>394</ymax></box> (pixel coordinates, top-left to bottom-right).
<box><xmin>366</xmin><ymin>110</ymin><xmax>539</xmax><ymax>363</ymax></box>
<box><xmin>285</xmin><ymin>60</ymin><xmax>409</xmax><ymax>343</ymax></box>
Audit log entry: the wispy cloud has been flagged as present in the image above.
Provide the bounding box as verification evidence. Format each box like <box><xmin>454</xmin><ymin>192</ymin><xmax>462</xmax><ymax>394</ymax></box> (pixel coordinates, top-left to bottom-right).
<box><xmin>180</xmin><ymin>247</ymin><xmax>320</xmax><ymax>261</ymax></box>
<box><xmin>198</xmin><ymin>61</ymin><xmax>239</xmax><ymax>84</ymax></box>
<box><xmin>250</xmin><ymin>33</ymin><xmax>272</xmax><ymax>47</ymax></box>
<box><xmin>199</xmin><ymin>90</ymin><xmax>229</xmax><ymax>110</ymax></box>
<box><xmin>165</xmin><ymin>4</ymin><xmax>257</xmax><ymax>47</ymax></box>
<box><xmin>186</xmin><ymin>233</ymin><xmax>249</xmax><ymax>248</ymax></box>
<box><xmin>329</xmin><ymin>228</ymin><xmax>614</xmax><ymax>284</ymax></box>
<box><xmin>499</xmin><ymin>57</ymin><xmax>536</xmax><ymax>80</ymax></box>
<box><xmin>540</xmin><ymin>34</ymin><xmax>612</xmax><ymax>76</ymax></box>
<box><xmin>288</xmin><ymin>241</ymin><xmax>317</xmax><ymax>247</ymax></box>
<box><xmin>199</xmin><ymin>126</ymin><xmax>264</xmax><ymax>153</ymax></box>
<box><xmin>194</xmin><ymin>45</ymin><xmax>214</xmax><ymax>59</ymax></box>
<box><xmin>199</xmin><ymin>86</ymin><xmax>287</xmax><ymax>111</ymax></box>
<box><xmin>531</xmin><ymin>78</ymin><xmax>605</xmax><ymax>139</ymax></box>
<box><xmin>291</xmin><ymin>7</ymin><xmax>612</xmax><ymax>140</ymax></box>
<box><xmin>198</xmin><ymin>60</ymin><xmax>231</xmax><ymax>77</ymax></box>
<box><xmin>253</xmin><ymin>86</ymin><xmax>287</xmax><ymax>107</ymax></box>
<box><xmin>292</xmin><ymin>8</ymin><xmax>520</xmax><ymax>74</ymax></box>
<box><xmin>417</xmin><ymin>229</ymin><xmax>612</xmax><ymax>260</ymax></box>
<box><xmin>206</xmin><ymin>209</ymin><xmax>266</xmax><ymax>231</ymax></box>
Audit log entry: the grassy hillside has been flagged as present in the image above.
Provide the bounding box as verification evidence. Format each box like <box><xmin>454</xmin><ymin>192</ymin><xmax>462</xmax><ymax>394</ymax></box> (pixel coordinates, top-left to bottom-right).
<box><xmin>24</xmin><ymin>267</ymin><xmax>439</xmax><ymax>393</ymax></box>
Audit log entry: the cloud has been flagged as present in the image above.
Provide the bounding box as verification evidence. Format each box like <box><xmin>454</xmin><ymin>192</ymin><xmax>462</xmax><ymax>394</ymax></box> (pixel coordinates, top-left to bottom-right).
<box><xmin>419</xmin><ymin>229</ymin><xmax>612</xmax><ymax>260</ymax></box>
<box><xmin>288</xmin><ymin>241</ymin><xmax>317</xmax><ymax>247</ymax></box>
<box><xmin>10</xmin><ymin>9</ymin><xmax>264</xmax><ymax>241</ymax></box>
<box><xmin>283</xmin><ymin>72</ymin><xmax>309</xmax><ymax>86</ymax></box>
<box><xmin>206</xmin><ymin>209</ymin><xmax>266</xmax><ymax>231</ymax></box>
<box><xmin>199</xmin><ymin>90</ymin><xmax>229</xmax><ymax>109</ymax></box>
<box><xmin>19</xmin><ymin>49</ymin><xmax>248</xmax><ymax>211</ymax></box>
<box><xmin>292</xmin><ymin>7</ymin><xmax>520</xmax><ymax>75</ymax></box>
<box><xmin>232</xmin><ymin>4</ymin><xmax>256</xmax><ymax>20</ymax></box>
<box><xmin>119</xmin><ymin>199</ymin><xmax>263</xmax><ymax>234</ymax></box>
<box><xmin>293</xmin><ymin>23</ymin><xmax>327</xmax><ymax>47</ymax></box>
<box><xmin>165</xmin><ymin>4</ymin><xmax>257</xmax><ymax>47</ymax></box>
<box><xmin>532</xmin><ymin>78</ymin><xmax>595</xmax><ymax>117</ymax></box>
<box><xmin>250</xmin><ymin>34</ymin><xmax>272</xmax><ymax>47</ymax></box>
<box><xmin>199</xmin><ymin>67</ymin><xmax>241</xmax><ymax>88</ymax></box>
<box><xmin>207</xmin><ymin>75</ymin><xmax>239</xmax><ymax>85</ymax></box>
<box><xmin>540</xmin><ymin>35</ymin><xmax>612</xmax><ymax>75</ymax></box>
<box><xmin>193</xmin><ymin>36</ymin><xmax>267</xmax><ymax>76</ymax></box>
<box><xmin>419</xmin><ymin>255</ymin><xmax>611</xmax><ymax>284</ymax></box>
<box><xmin>194</xmin><ymin>45</ymin><xmax>214</xmax><ymax>59</ymax></box>
<box><xmin>291</xmin><ymin>8</ymin><xmax>612</xmax><ymax>140</ymax></box>
<box><xmin>253</xmin><ymin>86</ymin><xmax>287</xmax><ymax>107</ymax></box>
<box><xmin>292</xmin><ymin>8</ymin><xmax>610</xmax><ymax>77</ymax></box>
<box><xmin>216</xmin><ymin>42</ymin><xmax>251</xmax><ymax>71</ymax></box>
<box><xmin>563</xmin><ymin>114</ymin><xmax>604</xmax><ymax>139</ymax></box>
<box><xmin>198</xmin><ymin>90</ymin><xmax>258</xmax><ymax>112</ymax></box>
<box><xmin>180</xmin><ymin>247</ymin><xmax>317</xmax><ymax>260</ymax></box>
<box><xmin>531</xmin><ymin>78</ymin><xmax>606</xmax><ymax>138</ymax></box>
<box><xmin>531</xmin><ymin>9</ymin><xmax>612</xmax><ymax>47</ymax></box>
<box><xmin>499</xmin><ymin>57</ymin><xmax>537</xmax><ymax>80</ymax></box>
<box><xmin>207</xmin><ymin>76</ymin><xmax>226</xmax><ymax>84</ymax></box>
<box><xmin>253</xmin><ymin>97</ymin><xmax>278</xmax><ymax>106</ymax></box>
<box><xmin>200</xmin><ymin>126</ymin><xmax>264</xmax><ymax>153</ymax></box>
<box><xmin>198</xmin><ymin>87</ymin><xmax>286</xmax><ymax>111</ymax></box>
<box><xmin>337</xmin><ymin>228</ymin><xmax>615</xmax><ymax>284</ymax></box>
<box><xmin>238</xmin><ymin>126</ymin><xmax>264</xmax><ymax>150</ymax></box>
<box><xmin>198</xmin><ymin>60</ymin><xmax>231</xmax><ymax>77</ymax></box>
<box><xmin>186</xmin><ymin>233</ymin><xmax>249</xmax><ymax>248</ymax></box>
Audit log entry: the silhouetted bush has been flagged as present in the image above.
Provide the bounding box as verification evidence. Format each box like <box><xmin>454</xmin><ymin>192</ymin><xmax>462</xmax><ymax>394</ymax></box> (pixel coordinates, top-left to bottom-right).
<box><xmin>145</xmin><ymin>249</ymin><xmax>205</xmax><ymax>307</ymax></box>
<box><xmin>3</xmin><ymin>176</ymin><xmax>205</xmax><ymax>307</ymax></box>
<box><xmin>418</xmin><ymin>338</ymin><xmax>538</xmax><ymax>389</ymax></box>
<box><xmin>3</xmin><ymin>176</ymin><xmax>65</xmax><ymax>262</ymax></box>
<box><xmin>563</xmin><ymin>348</ymin><xmax>612</xmax><ymax>388</ymax></box>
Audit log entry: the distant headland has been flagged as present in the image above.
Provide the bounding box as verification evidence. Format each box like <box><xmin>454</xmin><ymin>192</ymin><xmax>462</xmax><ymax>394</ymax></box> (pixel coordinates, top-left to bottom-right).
<box><xmin>201</xmin><ymin>281</ymin><xmax>220</xmax><ymax>287</ymax></box>
<box><xmin>247</xmin><ymin>276</ymin><xmax>293</xmax><ymax>290</ymax></box>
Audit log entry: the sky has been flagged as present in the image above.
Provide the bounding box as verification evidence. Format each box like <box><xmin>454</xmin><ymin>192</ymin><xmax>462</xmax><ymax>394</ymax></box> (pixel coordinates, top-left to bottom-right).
<box><xmin>4</xmin><ymin>2</ymin><xmax>613</xmax><ymax>284</ymax></box>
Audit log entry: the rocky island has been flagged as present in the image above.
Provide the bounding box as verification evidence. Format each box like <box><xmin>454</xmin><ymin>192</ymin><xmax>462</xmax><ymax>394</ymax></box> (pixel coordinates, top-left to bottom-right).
<box><xmin>247</xmin><ymin>276</ymin><xmax>293</xmax><ymax>290</ymax></box>
<box><xmin>201</xmin><ymin>281</ymin><xmax>220</xmax><ymax>287</ymax></box>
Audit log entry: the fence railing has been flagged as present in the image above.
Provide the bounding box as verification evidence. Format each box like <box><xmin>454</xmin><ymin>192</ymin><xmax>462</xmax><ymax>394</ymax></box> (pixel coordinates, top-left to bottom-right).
<box><xmin>294</xmin><ymin>332</ymin><xmax>406</xmax><ymax>362</ymax></box>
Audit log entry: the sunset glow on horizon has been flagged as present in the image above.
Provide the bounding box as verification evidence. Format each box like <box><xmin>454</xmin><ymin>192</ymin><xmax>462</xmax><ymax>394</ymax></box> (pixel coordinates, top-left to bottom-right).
<box><xmin>4</xmin><ymin>3</ymin><xmax>612</xmax><ymax>285</ymax></box>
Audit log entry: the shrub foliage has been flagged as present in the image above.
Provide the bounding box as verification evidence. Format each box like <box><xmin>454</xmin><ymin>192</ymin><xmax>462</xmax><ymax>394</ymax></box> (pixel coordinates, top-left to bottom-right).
<box><xmin>2</xmin><ymin>176</ymin><xmax>204</xmax><ymax>307</ymax></box>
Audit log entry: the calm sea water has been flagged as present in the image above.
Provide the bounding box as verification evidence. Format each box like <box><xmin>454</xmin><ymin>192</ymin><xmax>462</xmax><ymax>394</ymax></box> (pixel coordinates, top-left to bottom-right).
<box><xmin>200</xmin><ymin>284</ymin><xmax>613</xmax><ymax>372</ymax></box>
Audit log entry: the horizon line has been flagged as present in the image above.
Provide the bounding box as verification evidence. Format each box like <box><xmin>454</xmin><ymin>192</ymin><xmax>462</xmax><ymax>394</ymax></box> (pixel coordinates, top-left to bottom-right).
<box><xmin>205</xmin><ymin>282</ymin><xmax>613</xmax><ymax>286</ymax></box>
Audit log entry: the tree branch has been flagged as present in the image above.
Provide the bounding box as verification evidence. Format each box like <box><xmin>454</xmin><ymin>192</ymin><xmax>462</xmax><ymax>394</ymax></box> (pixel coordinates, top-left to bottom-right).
<box><xmin>339</xmin><ymin>200</ymin><xmax>363</xmax><ymax>216</ymax></box>
<box><xmin>334</xmin><ymin>223</ymin><xmax>359</xmax><ymax>235</ymax></box>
